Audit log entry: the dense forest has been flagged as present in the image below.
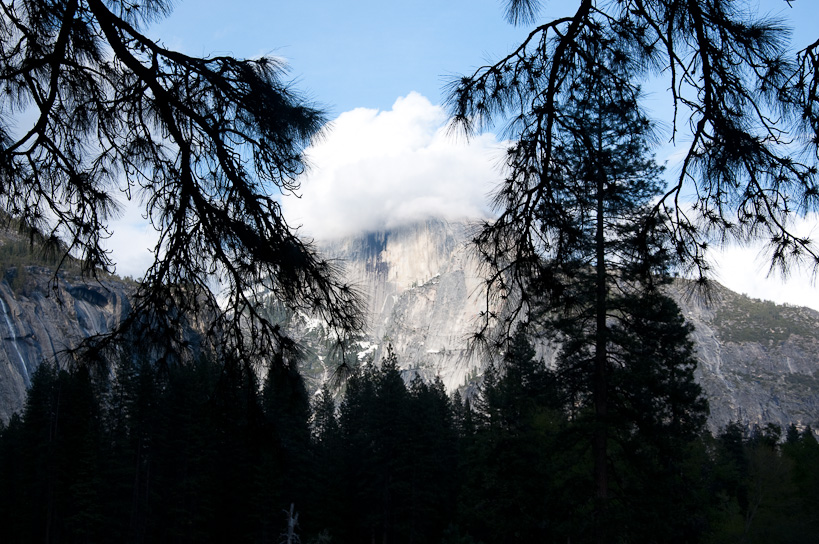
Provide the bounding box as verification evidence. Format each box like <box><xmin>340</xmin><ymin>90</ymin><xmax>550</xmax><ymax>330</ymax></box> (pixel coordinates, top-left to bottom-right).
<box><xmin>1</xmin><ymin>328</ymin><xmax>817</xmax><ymax>544</ymax></box>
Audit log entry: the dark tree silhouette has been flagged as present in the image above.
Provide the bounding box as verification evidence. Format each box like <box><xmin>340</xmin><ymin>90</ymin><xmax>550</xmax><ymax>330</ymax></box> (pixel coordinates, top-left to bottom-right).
<box><xmin>451</xmin><ymin>22</ymin><xmax>710</xmax><ymax>541</ymax></box>
<box><xmin>446</xmin><ymin>5</ymin><xmax>817</xmax><ymax>537</ymax></box>
<box><xmin>449</xmin><ymin>0</ymin><xmax>819</xmax><ymax>293</ymax></box>
<box><xmin>0</xmin><ymin>0</ymin><xmax>363</xmax><ymax>362</ymax></box>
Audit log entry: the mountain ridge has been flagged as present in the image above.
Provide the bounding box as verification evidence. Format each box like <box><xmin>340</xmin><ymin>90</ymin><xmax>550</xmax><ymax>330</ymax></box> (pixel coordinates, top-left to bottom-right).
<box><xmin>1</xmin><ymin>218</ymin><xmax>818</xmax><ymax>433</ymax></box>
<box><xmin>309</xmin><ymin>218</ymin><xmax>819</xmax><ymax>432</ymax></box>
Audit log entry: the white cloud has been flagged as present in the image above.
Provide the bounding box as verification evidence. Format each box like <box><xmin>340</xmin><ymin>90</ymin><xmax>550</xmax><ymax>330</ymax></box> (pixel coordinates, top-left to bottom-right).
<box><xmin>105</xmin><ymin>199</ymin><xmax>157</xmax><ymax>280</ymax></box>
<box><xmin>105</xmin><ymin>93</ymin><xmax>503</xmax><ymax>276</ymax></box>
<box><xmin>711</xmin><ymin>213</ymin><xmax>819</xmax><ymax>312</ymax></box>
<box><xmin>100</xmin><ymin>91</ymin><xmax>819</xmax><ymax>314</ymax></box>
<box><xmin>282</xmin><ymin>92</ymin><xmax>503</xmax><ymax>240</ymax></box>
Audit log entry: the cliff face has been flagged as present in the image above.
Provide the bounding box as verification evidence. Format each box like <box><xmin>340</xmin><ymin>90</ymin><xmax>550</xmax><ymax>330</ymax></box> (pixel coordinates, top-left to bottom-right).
<box><xmin>672</xmin><ymin>282</ymin><xmax>819</xmax><ymax>430</ymax></box>
<box><xmin>314</xmin><ymin>219</ymin><xmax>819</xmax><ymax>432</ymax></box>
<box><xmin>319</xmin><ymin>219</ymin><xmax>487</xmax><ymax>389</ymax></box>
<box><xmin>0</xmin><ymin>269</ymin><xmax>132</xmax><ymax>423</ymax></box>
<box><xmin>3</xmin><ymin>219</ymin><xmax>818</xmax><ymax>432</ymax></box>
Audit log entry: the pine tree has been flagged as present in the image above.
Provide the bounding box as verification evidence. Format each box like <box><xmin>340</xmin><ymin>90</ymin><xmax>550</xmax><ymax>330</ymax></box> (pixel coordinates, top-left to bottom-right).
<box><xmin>456</xmin><ymin>41</ymin><xmax>708</xmax><ymax>541</ymax></box>
<box><xmin>1</xmin><ymin>363</ymin><xmax>106</xmax><ymax>542</ymax></box>
<box><xmin>402</xmin><ymin>375</ymin><xmax>459</xmax><ymax>541</ymax></box>
<box><xmin>307</xmin><ymin>384</ymin><xmax>345</xmax><ymax>539</ymax></box>
<box><xmin>447</xmin><ymin>6</ymin><xmax>818</xmax><ymax>536</ymax></box>
<box><xmin>459</xmin><ymin>327</ymin><xmax>568</xmax><ymax>542</ymax></box>
<box><xmin>0</xmin><ymin>0</ymin><xmax>363</xmax><ymax>363</ymax></box>
<box><xmin>450</xmin><ymin>0</ymin><xmax>819</xmax><ymax>283</ymax></box>
<box><xmin>258</xmin><ymin>356</ymin><xmax>312</xmax><ymax>540</ymax></box>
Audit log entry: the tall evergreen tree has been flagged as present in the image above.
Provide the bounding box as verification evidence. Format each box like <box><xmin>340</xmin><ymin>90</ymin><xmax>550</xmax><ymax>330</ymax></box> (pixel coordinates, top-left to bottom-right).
<box><xmin>257</xmin><ymin>356</ymin><xmax>313</xmax><ymax>540</ymax></box>
<box><xmin>332</xmin><ymin>349</ymin><xmax>462</xmax><ymax>544</ymax></box>
<box><xmin>402</xmin><ymin>375</ymin><xmax>459</xmax><ymax>542</ymax></box>
<box><xmin>456</xmin><ymin>38</ymin><xmax>708</xmax><ymax>541</ymax></box>
<box><xmin>450</xmin><ymin>0</ymin><xmax>819</xmax><ymax>283</ymax></box>
<box><xmin>307</xmin><ymin>384</ymin><xmax>346</xmax><ymax>539</ymax></box>
<box><xmin>0</xmin><ymin>362</ymin><xmax>106</xmax><ymax>543</ymax></box>
<box><xmin>460</xmin><ymin>327</ymin><xmax>565</xmax><ymax>543</ymax></box>
<box><xmin>710</xmin><ymin>422</ymin><xmax>819</xmax><ymax>543</ymax></box>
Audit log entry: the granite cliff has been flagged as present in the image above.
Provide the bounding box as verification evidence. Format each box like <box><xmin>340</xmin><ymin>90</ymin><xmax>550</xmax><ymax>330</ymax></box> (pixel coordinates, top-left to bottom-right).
<box><xmin>301</xmin><ymin>218</ymin><xmax>819</xmax><ymax>432</ymax></box>
<box><xmin>672</xmin><ymin>282</ymin><xmax>819</xmax><ymax>430</ymax></box>
<box><xmin>2</xmin><ymin>218</ymin><xmax>819</xmax><ymax>433</ymax></box>
<box><xmin>0</xmin><ymin>266</ymin><xmax>132</xmax><ymax>423</ymax></box>
<box><xmin>319</xmin><ymin>220</ymin><xmax>488</xmax><ymax>388</ymax></box>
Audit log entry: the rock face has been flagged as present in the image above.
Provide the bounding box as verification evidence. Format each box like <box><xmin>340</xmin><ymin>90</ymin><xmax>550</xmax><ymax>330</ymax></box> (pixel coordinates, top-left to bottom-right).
<box><xmin>671</xmin><ymin>282</ymin><xmax>819</xmax><ymax>431</ymax></box>
<box><xmin>0</xmin><ymin>268</ymin><xmax>132</xmax><ymax>422</ymax></box>
<box><xmin>2</xmin><ymin>218</ymin><xmax>818</xmax><ymax>433</ymax></box>
<box><xmin>313</xmin><ymin>219</ymin><xmax>819</xmax><ymax>432</ymax></box>
<box><xmin>318</xmin><ymin>219</ymin><xmax>488</xmax><ymax>390</ymax></box>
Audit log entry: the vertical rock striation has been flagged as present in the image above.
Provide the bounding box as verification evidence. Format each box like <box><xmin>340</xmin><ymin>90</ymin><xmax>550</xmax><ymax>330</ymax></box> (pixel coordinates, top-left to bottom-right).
<box><xmin>319</xmin><ymin>219</ymin><xmax>488</xmax><ymax>390</ymax></box>
<box><xmin>0</xmin><ymin>270</ymin><xmax>132</xmax><ymax>422</ymax></box>
<box><xmin>314</xmin><ymin>219</ymin><xmax>819</xmax><ymax>432</ymax></box>
<box><xmin>2</xmin><ymin>218</ymin><xmax>818</xmax><ymax>433</ymax></box>
<box><xmin>671</xmin><ymin>281</ymin><xmax>819</xmax><ymax>431</ymax></box>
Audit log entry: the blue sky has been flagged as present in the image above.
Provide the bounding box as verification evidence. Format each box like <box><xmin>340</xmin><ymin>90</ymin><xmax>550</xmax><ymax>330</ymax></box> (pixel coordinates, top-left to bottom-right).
<box><xmin>147</xmin><ymin>0</ymin><xmax>817</xmax><ymax>115</ymax></box>
<box><xmin>147</xmin><ymin>0</ymin><xmax>548</xmax><ymax>116</ymax></box>
<box><xmin>109</xmin><ymin>0</ymin><xmax>819</xmax><ymax>310</ymax></box>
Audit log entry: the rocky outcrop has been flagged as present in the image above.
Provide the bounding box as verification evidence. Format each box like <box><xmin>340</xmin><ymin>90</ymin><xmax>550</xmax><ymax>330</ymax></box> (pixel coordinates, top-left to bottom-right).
<box><xmin>671</xmin><ymin>282</ymin><xmax>819</xmax><ymax>431</ymax></box>
<box><xmin>2</xmin><ymin>218</ymin><xmax>818</xmax><ymax>433</ymax></box>
<box><xmin>0</xmin><ymin>268</ymin><xmax>132</xmax><ymax>422</ymax></box>
<box><xmin>310</xmin><ymin>219</ymin><xmax>819</xmax><ymax>432</ymax></box>
<box><xmin>318</xmin><ymin>219</ymin><xmax>488</xmax><ymax>390</ymax></box>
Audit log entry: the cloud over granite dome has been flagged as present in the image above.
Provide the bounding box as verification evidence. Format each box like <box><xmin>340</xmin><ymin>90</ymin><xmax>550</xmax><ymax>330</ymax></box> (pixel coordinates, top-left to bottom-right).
<box><xmin>281</xmin><ymin>93</ymin><xmax>502</xmax><ymax>240</ymax></box>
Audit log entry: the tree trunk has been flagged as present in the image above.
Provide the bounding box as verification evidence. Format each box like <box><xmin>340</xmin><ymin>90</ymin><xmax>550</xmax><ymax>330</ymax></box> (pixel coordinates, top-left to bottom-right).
<box><xmin>593</xmin><ymin>163</ymin><xmax>608</xmax><ymax>544</ymax></box>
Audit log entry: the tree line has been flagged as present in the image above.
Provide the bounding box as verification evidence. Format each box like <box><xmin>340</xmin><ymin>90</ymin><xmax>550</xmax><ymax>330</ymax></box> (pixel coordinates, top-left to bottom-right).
<box><xmin>1</xmin><ymin>330</ymin><xmax>817</xmax><ymax>544</ymax></box>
